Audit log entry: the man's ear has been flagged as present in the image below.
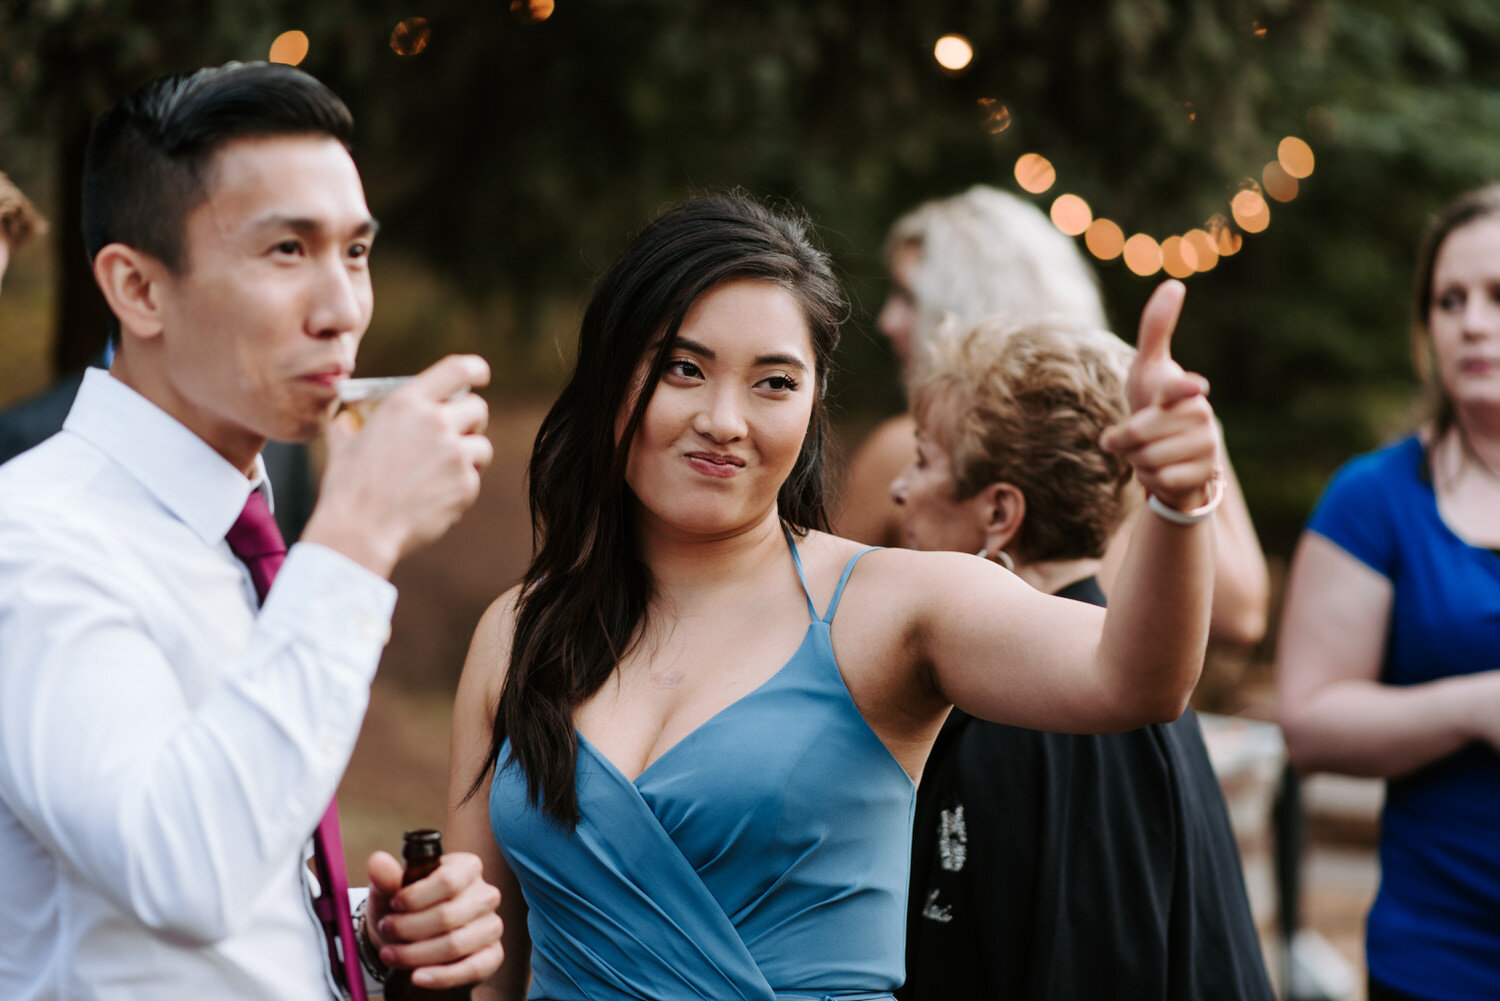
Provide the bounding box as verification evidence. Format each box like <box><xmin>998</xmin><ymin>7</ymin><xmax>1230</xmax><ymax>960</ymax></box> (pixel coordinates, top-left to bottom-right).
<box><xmin>92</xmin><ymin>243</ymin><xmax>168</xmax><ymax>342</ymax></box>
<box><xmin>977</xmin><ymin>481</ymin><xmax>1026</xmax><ymax>561</ymax></box>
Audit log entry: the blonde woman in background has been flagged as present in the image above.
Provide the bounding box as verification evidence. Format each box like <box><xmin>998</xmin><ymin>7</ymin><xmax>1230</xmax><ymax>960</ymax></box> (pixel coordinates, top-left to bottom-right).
<box><xmin>841</xmin><ymin>185</ymin><xmax>1269</xmax><ymax>648</ymax></box>
<box><xmin>892</xmin><ymin>317</ymin><xmax>1273</xmax><ymax>1001</ymax></box>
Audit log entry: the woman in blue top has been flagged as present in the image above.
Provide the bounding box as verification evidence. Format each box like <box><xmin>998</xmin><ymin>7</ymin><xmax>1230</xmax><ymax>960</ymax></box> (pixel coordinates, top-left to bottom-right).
<box><xmin>445</xmin><ymin>194</ymin><xmax>1224</xmax><ymax>1001</ymax></box>
<box><xmin>1276</xmin><ymin>185</ymin><xmax>1500</xmax><ymax>1001</ymax></box>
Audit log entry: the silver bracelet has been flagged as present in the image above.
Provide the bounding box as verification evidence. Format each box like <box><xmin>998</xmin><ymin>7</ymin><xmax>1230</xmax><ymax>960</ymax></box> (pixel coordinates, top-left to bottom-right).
<box><xmin>353</xmin><ymin>896</ymin><xmax>392</xmax><ymax>986</ymax></box>
<box><xmin>1146</xmin><ymin>474</ymin><xmax>1224</xmax><ymax>526</ymax></box>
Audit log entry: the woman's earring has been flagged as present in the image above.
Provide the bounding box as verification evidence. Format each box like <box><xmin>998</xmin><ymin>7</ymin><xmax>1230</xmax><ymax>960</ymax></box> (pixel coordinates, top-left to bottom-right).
<box><xmin>978</xmin><ymin>546</ymin><xmax>1016</xmax><ymax>572</ymax></box>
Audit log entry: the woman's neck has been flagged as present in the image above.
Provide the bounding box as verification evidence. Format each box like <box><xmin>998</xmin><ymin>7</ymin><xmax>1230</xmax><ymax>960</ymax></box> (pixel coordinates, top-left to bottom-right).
<box><xmin>1435</xmin><ymin>415</ymin><xmax>1500</xmax><ymax>486</ymax></box>
<box><xmin>635</xmin><ymin>505</ymin><xmax>792</xmax><ymax>598</ymax></box>
<box><xmin>1012</xmin><ymin>557</ymin><xmax>1102</xmax><ymax>597</ymax></box>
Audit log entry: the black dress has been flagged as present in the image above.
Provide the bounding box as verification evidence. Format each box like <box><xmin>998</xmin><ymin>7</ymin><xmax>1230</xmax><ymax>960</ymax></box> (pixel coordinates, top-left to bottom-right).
<box><xmin>899</xmin><ymin>576</ymin><xmax>1273</xmax><ymax>1001</ymax></box>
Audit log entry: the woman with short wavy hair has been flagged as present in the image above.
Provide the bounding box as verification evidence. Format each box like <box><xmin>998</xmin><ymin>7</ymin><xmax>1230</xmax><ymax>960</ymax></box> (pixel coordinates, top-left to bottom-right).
<box><xmin>893</xmin><ymin>318</ymin><xmax>1273</xmax><ymax>1001</ymax></box>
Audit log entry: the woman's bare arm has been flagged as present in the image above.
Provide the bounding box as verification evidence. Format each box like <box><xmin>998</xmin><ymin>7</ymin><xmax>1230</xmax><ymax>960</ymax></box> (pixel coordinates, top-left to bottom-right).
<box><xmin>1100</xmin><ymin>427</ymin><xmax>1269</xmax><ymax>649</ymax></box>
<box><xmin>864</xmin><ymin>282</ymin><xmax>1218</xmax><ymax>738</ymax></box>
<box><xmin>1275</xmin><ymin>532</ymin><xmax>1500</xmax><ymax>777</ymax></box>
<box><xmin>447</xmin><ymin>589</ymin><xmax>532</xmax><ymax>1001</ymax></box>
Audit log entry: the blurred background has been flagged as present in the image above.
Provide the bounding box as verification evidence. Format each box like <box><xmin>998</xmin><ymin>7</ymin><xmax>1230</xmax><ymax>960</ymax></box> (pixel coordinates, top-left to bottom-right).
<box><xmin>5</xmin><ymin>1</ymin><xmax>1500</xmax><ymax>996</ymax></box>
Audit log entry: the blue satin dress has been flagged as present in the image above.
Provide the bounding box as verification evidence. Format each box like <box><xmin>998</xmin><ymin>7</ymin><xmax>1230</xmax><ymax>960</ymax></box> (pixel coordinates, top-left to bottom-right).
<box><xmin>490</xmin><ymin>537</ymin><xmax>914</xmax><ymax>1000</ymax></box>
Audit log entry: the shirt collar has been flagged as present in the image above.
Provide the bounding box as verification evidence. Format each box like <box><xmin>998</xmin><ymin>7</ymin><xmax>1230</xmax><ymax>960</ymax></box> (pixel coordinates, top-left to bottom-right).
<box><xmin>63</xmin><ymin>368</ymin><xmax>275</xmax><ymax>545</ymax></box>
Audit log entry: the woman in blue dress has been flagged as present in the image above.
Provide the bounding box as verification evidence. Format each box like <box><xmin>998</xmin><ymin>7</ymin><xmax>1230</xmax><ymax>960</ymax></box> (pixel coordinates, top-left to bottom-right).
<box><xmin>1276</xmin><ymin>186</ymin><xmax>1500</xmax><ymax>1001</ymax></box>
<box><xmin>445</xmin><ymin>194</ymin><xmax>1225</xmax><ymax>1001</ymax></box>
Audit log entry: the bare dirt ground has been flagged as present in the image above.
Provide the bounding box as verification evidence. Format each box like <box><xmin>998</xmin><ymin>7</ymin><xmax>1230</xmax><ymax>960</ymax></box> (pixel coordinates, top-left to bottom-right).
<box><xmin>334</xmin><ymin>398</ymin><xmax>1378</xmax><ymax>999</ymax></box>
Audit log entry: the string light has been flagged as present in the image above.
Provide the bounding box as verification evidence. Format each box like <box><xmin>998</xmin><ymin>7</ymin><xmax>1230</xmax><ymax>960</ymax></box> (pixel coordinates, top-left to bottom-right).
<box><xmin>268</xmin><ymin>30</ymin><xmax>309</xmax><ymax>66</ymax></box>
<box><xmin>1262</xmin><ymin>161</ymin><xmax>1298</xmax><ymax>202</ymax></box>
<box><xmin>1014</xmin><ymin>153</ymin><xmax>1055</xmax><ymax>194</ymax></box>
<box><xmin>1123</xmin><ymin>234</ymin><xmax>1163</xmax><ymax>277</ymax></box>
<box><xmin>1049</xmin><ymin>194</ymin><xmax>1092</xmax><ymax>236</ymax></box>
<box><xmin>390</xmin><ymin>18</ymin><xmax>431</xmax><ymax>56</ymax></box>
<box><xmin>1231</xmin><ymin>188</ymin><xmax>1270</xmax><ymax>233</ymax></box>
<box><xmin>1161</xmin><ymin>236</ymin><xmax>1196</xmax><ymax>279</ymax></box>
<box><xmin>1010</xmin><ymin>129</ymin><xmax>1315</xmax><ymax>277</ymax></box>
<box><xmin>510</xmin><ymin>0</ymin><xmax>555</xmax><ymax>23</ymax></box>
<box><xmin>1084</xmin><ymin>218</ymin><xmax>1125</xmax><ymax>261</ymax></box>
<box><xmin>934</xmin><ymin>34</ymin><xmax>974</xmax><ymax>73</ymax></box>
<box><xmin>977</xmin><ymin>98</ymin><xmax>1011</xmax><ymax>134</ymax></box>
<box><xmin>1184</xmin><ymin>229</ymin><xmax>1219</xmax><ymax>272</ymax></box>
<box><xmin>1278</xmin><ymin>136</ymin><xmax>1315</xmax><ymax>178</ymax></box>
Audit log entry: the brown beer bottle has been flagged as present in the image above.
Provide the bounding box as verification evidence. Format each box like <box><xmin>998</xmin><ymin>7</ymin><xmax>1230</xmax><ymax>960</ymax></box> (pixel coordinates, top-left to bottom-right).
<box><xmin>384</xmin><ymin>829</ymin><xmax>472</xmax><ymax>1000</ymax></box>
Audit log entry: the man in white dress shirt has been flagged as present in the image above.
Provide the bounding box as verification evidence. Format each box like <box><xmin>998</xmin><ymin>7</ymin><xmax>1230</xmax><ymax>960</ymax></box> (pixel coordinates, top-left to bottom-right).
<box><xmin>0</xmin><ymin>63</ymin><xmax>503</xmax><ymax>998</ymax></box>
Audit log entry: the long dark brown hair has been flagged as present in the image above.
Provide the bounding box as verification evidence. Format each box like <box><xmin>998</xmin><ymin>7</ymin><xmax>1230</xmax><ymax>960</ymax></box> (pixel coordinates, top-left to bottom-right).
<box><xmin>474</xmin><ymin>194</ymin><xmax>845</xmax><ymax>826</ymax></box>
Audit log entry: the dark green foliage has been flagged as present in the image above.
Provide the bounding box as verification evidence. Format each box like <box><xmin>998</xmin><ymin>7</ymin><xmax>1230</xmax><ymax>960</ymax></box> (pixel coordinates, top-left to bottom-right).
<box><xmin>5</xmin><ymin>0</ymin><xmax>1500</xmax><ymax>554</ymax></box>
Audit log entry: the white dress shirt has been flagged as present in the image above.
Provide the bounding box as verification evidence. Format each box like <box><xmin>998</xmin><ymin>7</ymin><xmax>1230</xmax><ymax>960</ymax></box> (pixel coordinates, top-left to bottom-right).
<box><xmin>0</xmin><ymin>369</ymin><xmax>397</xmax><ymax>1000</ymax></box>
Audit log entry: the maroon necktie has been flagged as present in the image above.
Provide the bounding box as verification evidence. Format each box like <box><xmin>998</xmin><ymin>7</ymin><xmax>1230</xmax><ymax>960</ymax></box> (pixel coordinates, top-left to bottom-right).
<box><xmin>226</xmin><ymin>491</ymin><xmax>368</xmax><ymax>1001</ymax></box>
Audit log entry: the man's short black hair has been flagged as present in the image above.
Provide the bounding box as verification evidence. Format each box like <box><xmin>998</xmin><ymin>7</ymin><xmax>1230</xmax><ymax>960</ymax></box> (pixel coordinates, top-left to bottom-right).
<box><xmin>82</xmin><ymin>61</ymin><xmax>354</xmax><ymax>274</ymax></box>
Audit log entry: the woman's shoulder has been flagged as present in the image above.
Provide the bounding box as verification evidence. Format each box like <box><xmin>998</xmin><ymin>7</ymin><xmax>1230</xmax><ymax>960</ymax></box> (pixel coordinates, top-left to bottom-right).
<box><xmin>800</xmin><ymin>530</ymin><xmax>990</xmax><ymax>595</ymax></box>
<box><xmin>1331</xmin><ymin>433</ymin><xmax>1423</xmax><ymax>484</ymax></box>
<box><xmin>462</xmin><ymin>583</ymin><xmax>525</xmax><ymax>694</ymax></box>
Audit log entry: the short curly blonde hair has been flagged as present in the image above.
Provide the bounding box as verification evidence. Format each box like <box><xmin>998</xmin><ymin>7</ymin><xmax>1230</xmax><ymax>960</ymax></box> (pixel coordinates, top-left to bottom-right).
<box><xmin>911</xmin><ymin>317</ymin><xmax>1135</xmax><ymax>563</ymax></box>
<box><xmin>0</xmin><ymin>172</ymin><xmax>46</xmax><ymax>251</ymax></box>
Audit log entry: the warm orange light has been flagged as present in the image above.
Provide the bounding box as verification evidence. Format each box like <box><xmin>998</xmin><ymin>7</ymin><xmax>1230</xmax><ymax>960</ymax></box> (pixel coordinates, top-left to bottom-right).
<box><xmin>510</xmin><ymin>0</ymin><xmax>555</xmax><ymax>22</ymax></box>
<box><xmin>1184</xmin><ymin>229</ymin><xmax>1219</xmax><ymax>272</ymax></box>
<box><xmin>1231</xmin><ymin>189</ymin><xmax>1270</xmax><ymax>233</ymax></box>
<box><xmin>1161</xmin><ymin>236</ymin><xmax>1196</xmax><ymax>279</ymax></box>
<box><xmin>1050</xmin><ymin>194</ymin><xmax>1092</xmax><ymax>236</ymax></box>
<box><xmin>977</xmin><ymin>98</ymin><xmax>1011</xmax><ymax>134</ymax></box>
<box><xmin>269</xmin><ymin>30</ymin><xmax>309</xmax><ymax>66</ymax></box>
<box><xmin>1278</xmin><ymin>136</ymin><xmax>1315</xmax><ymax>178</ymax></box>
<box><xmin>1014</xmin><ymin>153</ymin><xmax>1055</xmax><ymax>194</ymax></box>
<box><xmin>1262</xmin><ymin>161</ymin><xmax>1299</xmax><ymax>202</ymax></box>
<box><xmin>390</xmin><ymin>17</ymin><xmax>431</xmax><ymax>56</ymax></box>
<box><xmin>934</xmin><ymin>34</ymin><xmax>974</xmax><ymax>72</ymax></box>
<box><xmin>1085</xmin><ymin>218</ymin><xmax>1125</xmax><ymax>261</ymax></box>
<box><xmin>1123</xmin><ymin>234</ymin><xmax>1163</xmax><ymax>277</ymax></box>
<box><xmin>1207</xmin><ymin>214</ymin><xmax>1241</xmax><ymax>257</ymax></box>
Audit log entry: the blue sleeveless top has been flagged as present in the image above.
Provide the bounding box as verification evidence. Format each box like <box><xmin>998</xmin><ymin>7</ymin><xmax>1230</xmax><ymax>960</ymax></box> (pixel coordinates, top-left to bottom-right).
<box><xmin>490</xmin><ymin>536</ymin><xmax>914</xmax><ymax>1001</ymax></box>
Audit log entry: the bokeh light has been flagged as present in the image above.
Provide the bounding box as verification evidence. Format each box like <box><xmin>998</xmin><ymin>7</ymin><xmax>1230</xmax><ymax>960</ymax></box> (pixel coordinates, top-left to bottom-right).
<box><xmin>1208</xmin><ymin>214</ymin><xmax>1243</xmax><ymax>257</ymax></box>
<box><xmin>1278</xmin><ymin>136</ymin><xmax>1315</xmax><ymax>178</ymax></box>
<box><xmin>1262</xmin><ymin>160</ymin><xmax>1299</xmax><ymax>202</ymax></box>
<box><xmin>268</xmin><ymin>30</ymin><xmax>309</xmax><ymax>66</ymax></box>
<box><xmin>510</xmin><ymin>0</ymin><xmax>555</xmax><ymax>23</ymax></box>
<box><xmin>1084</xmin><ymin>218</ymin><xmax>1125</xmax><ymax>261</ymax></box>
<box><xmin>934</xmin><ymin>34</ymin><xmax>974</xmax><ymax>73</ymax></box>
<box><xmin>390</xmin><ymin>18</ymin><xmax>431</xmax><ymax>56</ymax></box>
<box><xmin>1050</xmin><ymin>194</ymin><xmax>1092</xmax><ymax>236</ymax></box>
<box><xmin>1161</xmin><ymin>236</ymin><xmax>1196</xmax><ymax>279</ymax></box>
<box><xmin>977</xmin><ymin>98</ymin><xmax>1011</xmax><ymax>134</ymax></box>
<box><xmin>1123</xmin><ymin>234</ymin><xmax>1163</xmax><ymax>277</ymax></box>
<box><xmin>1231</xmin><ymin>189</ymin><xmax>1270</xmax><ymax>233</ymax></box>
<box><xmin>1184</xmin><ymin>229</ymin><xmax>1219</xmax><ymax>272</ymax></box>
<box><xmin>1014</xmin><ymin>153</ymin><xmax>1055</xmax><ymax>194</ymax></box>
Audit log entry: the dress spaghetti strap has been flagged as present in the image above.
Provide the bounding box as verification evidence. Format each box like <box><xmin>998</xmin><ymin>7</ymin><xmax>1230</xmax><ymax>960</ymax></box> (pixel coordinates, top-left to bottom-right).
<box><xmin>823</xmin><ymin>547</ymin><xmax>878</xmax><ymax>624</ymax></box>
<box><xmin>781</xmin><ymin>524</ymin><xmax>819</xmax><ymax>622</ymax></box>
